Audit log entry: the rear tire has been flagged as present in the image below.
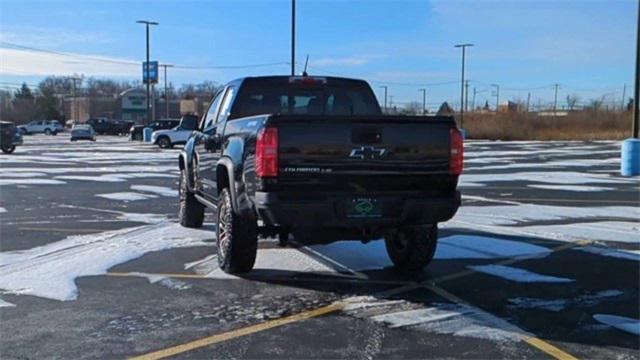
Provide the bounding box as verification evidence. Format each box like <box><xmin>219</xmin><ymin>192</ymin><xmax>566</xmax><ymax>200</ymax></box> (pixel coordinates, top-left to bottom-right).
<box><xmin>384</xmin><ymin>225</ymin><xmax>438</xmax><ymax>272</ymax></box>
<box><xmin>1</xmin><ymin>146</ymin><xmax>15</xmax><ymax>154</ymax></box>
<box><xmin>216</xmin><ymin>188</ymin><xmax>258</xmax><ymax>274</ymax></box>
<box><xmin>44</xmin><ymin>128</ymin><xmax>52</xmax><ymax>135</ymax></box>
<box><xmin>178</xmin><ymin>168</ymin><xmax>204</xmax><ymax>228</ymax></box>
<box><xmin>133</xmin><ymin>133</ymin><xmax>142</xmax><ymax>141</ymax></box>
<box><xmin>157</xmin><ymin>136</ymin><xmax>172</xmax><ymax>149</ymax></box>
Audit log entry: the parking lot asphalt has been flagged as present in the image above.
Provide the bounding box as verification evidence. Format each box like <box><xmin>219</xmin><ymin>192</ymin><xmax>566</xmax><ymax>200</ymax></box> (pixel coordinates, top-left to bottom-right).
<box><xmin>1</xmin><ymin>134</ymin><xmax>638</xmax><ymax>359</ymax></box>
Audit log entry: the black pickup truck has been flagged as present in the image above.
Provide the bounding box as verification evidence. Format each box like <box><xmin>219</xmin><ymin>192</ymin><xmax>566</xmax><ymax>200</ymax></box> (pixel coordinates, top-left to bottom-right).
<box><xmin>178</xmin><ymin>76</ymin><xmax>462</xmax><ymax>274</ymax></box>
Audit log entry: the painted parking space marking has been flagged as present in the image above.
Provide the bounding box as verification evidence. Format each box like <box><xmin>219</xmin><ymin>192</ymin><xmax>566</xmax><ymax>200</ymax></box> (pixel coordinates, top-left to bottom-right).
<box><xmin>129</xmin><ymin>302</ymin><xmax>344</xmax><ymax>360</ymax></box>
<box><xmin>424</xmin><ymin>284</ymin><xmax>578</xmax><ymax>360</ymax></box>
<box><xmin>117</xmin><ymin>235</ymin><xmax>588</xmax><ymax>359</ymax></box>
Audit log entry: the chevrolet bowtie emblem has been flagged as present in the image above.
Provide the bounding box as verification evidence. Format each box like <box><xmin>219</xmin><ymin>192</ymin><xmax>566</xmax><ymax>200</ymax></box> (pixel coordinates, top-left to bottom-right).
<box><xmin>349</xmin><ymin>146</ymin><xmax>387</xmax><ymax>160</ymax></box>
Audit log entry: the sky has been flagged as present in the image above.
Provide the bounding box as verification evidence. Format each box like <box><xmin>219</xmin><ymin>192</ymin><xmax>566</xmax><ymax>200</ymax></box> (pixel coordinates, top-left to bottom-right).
<box><xmin>0</xmin><ymin>0</ymin><xmax>636</xmax><ymax>111</ymax></box>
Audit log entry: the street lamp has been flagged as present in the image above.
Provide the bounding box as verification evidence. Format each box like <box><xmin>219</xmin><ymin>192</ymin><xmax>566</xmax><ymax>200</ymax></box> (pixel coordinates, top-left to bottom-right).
<box><xmin>379</xmin><ymin>86</ymin><xmax>388</xmax><ymax>113</ymax></box>
<box><xmin>621</xmin><ymin>0</ymin><xmax>639</xmax><ymax>176</ymax></box>
<box><xmin>491</xmin><ymin>84</ymin><xmax>500</xmax><ymax>112</ymax></box>
<box><xmin>419</xmin><ymin>88</ymin><xmax>427</xmax><ymax>115</ymax></box>
<box><xmin>454</xmin><ymin>43</ymin><xmax>473</xmax><ymax>129</ymax></box>
<box><xmin>136</xmin><ymin>20</ymin><xmax>158</xmax><ymax>126</ymax></box>
<box><xmin>291</xmin><ymin>0</ymin><xmax>296</xmax><ymax>75</ymax></box>
<box><xmin>160</xmin><ymin>64</ymin><xmax>174</xmax><ymax>118</ymax></box>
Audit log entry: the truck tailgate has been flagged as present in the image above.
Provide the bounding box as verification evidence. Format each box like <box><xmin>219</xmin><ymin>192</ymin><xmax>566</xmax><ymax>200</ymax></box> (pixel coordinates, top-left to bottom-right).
<box><xmin>268</xmin><ymin>115</ymin><xmax>456</xmax><ymax>192</ymax></box>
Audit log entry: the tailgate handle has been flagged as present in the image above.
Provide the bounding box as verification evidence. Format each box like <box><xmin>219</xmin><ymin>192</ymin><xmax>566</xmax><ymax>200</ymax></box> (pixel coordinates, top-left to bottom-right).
<box><xmin>352</xmin><ymin>128</ymin><xmax>382</xmax><ymax>144</ymax></box>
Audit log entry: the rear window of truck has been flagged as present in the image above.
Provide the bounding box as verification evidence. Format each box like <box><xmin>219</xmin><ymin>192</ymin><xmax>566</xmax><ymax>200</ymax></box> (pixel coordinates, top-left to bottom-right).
<box><xmin>232</xmin><ymin>77</ymin><xmax>381</xmax><ymax>119</ymax></box>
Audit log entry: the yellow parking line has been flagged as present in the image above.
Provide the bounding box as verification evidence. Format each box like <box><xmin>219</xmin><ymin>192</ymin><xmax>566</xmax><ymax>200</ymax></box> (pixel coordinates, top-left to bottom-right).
<box><xmin>524</xmin><ymin>337</ymin><xmax>579</xmax><ymax>360</ymax></box>
<box><xmin>129</xmin><ymin>302</ymin><xmax>343</xmax><ymax>360</ymax></box>
<box><xmin>122</xmin><ymin>238</ymin><xmax>590</xmax><ymax>359</ymax></box>
<box><xmin>425</xmin><ymin>283</ymin><xmax>578</xmax><ymax>360</ymax></box>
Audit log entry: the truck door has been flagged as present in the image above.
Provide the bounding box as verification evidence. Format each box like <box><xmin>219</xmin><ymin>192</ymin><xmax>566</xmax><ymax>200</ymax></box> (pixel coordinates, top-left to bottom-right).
<box><xmin>195</xmin><ymin>90</ymin><xmax>224</xmax><ymax>199</ymax></box>
<box><xmin>199</xmin><ymin>86</ymin><xmax>235</xmax><ymax>201</ymax></box>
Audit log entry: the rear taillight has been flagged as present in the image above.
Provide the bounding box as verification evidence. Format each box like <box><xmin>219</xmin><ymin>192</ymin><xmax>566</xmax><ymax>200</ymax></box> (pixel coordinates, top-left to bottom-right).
<box><xmin>256</xmin><ymin>127</ymin><xmax>279</xmax><ymax>177</ymax></box>
<box><xmin>450</xmin><ymin>128</ymin><xmax>464</xmax><ymax>175</ymax></box>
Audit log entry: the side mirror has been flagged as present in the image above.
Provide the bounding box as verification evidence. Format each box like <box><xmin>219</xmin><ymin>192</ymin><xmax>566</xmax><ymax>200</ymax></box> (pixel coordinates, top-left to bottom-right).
<box><xmin>204</xmin><ymin>133</ymin><xmax>221</xmax><ymax>151</ymax></box>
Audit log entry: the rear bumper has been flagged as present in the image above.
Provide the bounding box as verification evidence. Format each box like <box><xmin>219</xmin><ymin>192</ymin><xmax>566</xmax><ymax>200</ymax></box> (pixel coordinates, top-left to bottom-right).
<box><xmin>254</xmin><ymin>191</ymin><xmax>460</xmax><ymax>228</ymax></box>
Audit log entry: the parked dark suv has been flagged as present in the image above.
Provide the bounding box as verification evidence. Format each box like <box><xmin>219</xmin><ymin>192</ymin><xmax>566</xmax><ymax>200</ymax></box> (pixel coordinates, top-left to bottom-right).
<box><xmin>129</xmin><ymin>119</ymin><xmax>180</xmax><ymax>141</ymax></box>
<box><xmin>0</xmin><ymin>121</ymin><xmax>23</xmax><ymax>154</ymax></box>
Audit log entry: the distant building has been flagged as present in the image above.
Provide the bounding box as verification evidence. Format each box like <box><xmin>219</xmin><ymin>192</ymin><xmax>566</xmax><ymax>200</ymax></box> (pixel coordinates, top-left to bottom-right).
<box><xmin>498</xmin><ymin>101</ymin><xmax>522</xmax><ymax>113</ymax></box>
<box><xmin>120</xmin><ymin>88</ymin><xmax>147</xmax><ymax>123</ymax></box>
<box><xmin>537</xmin><ymin>111</ymin><xmax>568</xmax><ymax>117</ymax></box>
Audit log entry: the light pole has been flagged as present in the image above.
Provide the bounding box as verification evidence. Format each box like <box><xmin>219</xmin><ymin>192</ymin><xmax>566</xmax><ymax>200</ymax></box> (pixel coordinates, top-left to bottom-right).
<box><xmin>136</xmin><ymin>20</ymin><xmax>158</xmax><ymax>125</ymax></box>
<box><xmin>454</xmin><ymin>43</ymin><xmax>473</xmax><ymax>129</ymax></box>
<box><xmin>160</xmin><ymin>64</ymin><xmax>174</xmax><ymax>118</ymax></box>
<box><xmin>419</xmin><ymin>88</ymin><xmax>427</xmax><ymax>115</ymax></box>
<box><xmin>472</xmin><ymin>88</ymin><xmax>487</xmax><ymax>111</ymax></box>
<box><xmin>553</xmin><ymin>83</ymin><xmax>560</xmax><ymax>114</ymax></box>
<box><xmin>291</xmin><ymin>0</ymin><xmax>296</xmax><ymax>75</ymax></box>
<box><xmin>621</xmin><ymin>0</ymin><xmax>639</xmax><ymax>176</ymax></box>
<box><xmin>464</xmin><ymin>80</ymin><xmax>470</xmax><ymax>112</ymax></box>
<box><xmin>491</xmin><ymin>84</ymin><xmax>500</xmax><ymax>112</ymax></box>
<box><xmin>380</xmin><ymin>86</ymin><xmax>388</xmax><ymax>113</ymax></box>
<box><xmin>70</xmin><ymin>75</ymin><xmax>82</xmax><ymax>123</ymax></box>
<box><xmin>634</xmin><ymin>0</ymin><xmax>639</xmax><ymax>139</ymax></box>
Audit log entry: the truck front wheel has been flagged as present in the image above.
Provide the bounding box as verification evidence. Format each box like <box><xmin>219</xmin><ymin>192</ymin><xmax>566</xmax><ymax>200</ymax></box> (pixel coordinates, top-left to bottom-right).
<box><xmin>178</xmin><ymin>168</ymin><xmax>204</xmax><ymax>228</ymax></box>
<box><xmin>385</xmin><ymin>225</ymin><xmax>438</xmax><ymax>272</ymax></box>
<box><xmin>216</xmin><ymin>188</ymin><xmax>258</xmax><ymax>274</ymax></box>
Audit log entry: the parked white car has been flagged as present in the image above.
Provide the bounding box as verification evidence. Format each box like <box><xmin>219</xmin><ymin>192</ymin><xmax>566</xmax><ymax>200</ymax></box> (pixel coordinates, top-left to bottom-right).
<box><xmin>18</xmin><ymin>120</ymin><xmax>64</xmax><ymax>135</ymax></box>
<box><xmin>151</xmin><ymin>115</ymin><xmax>199</xmax><ymax>148</ymax></box>
<box><xmin>70</xmin><ymin>124</ymin><xmax>96</xmax><ymax>142</ymax></box>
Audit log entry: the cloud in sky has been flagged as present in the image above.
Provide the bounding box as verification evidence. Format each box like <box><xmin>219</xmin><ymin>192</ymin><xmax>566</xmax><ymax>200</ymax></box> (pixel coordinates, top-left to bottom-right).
<box><xmin>0</xmin><ymin>48</ymin><xmax>138</xmax><ymax>78</ymax></box>
<box><xmin>310</xmin><ymin>54</ymin><xmax>385</xmax><ymax>67</ymax></box>
<box><xmin>0</xmin><ymin>26</ymin><xmax>112</xmax><ymax>48</ymax></box>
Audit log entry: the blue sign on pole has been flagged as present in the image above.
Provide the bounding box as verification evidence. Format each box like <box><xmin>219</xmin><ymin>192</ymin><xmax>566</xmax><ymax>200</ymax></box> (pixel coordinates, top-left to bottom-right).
<box><xmin>142</xmin><ymin>61</ymin><xmax>159</xmax><ymax>84</ymax></box>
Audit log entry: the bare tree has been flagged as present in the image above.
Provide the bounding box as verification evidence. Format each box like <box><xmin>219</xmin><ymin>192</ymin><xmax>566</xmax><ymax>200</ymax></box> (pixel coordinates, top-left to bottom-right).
<box><xmin>403</xmin><ymin>101</ymin><xmax>421</xmax><ymax>115</ymax></box>
<box><xmin>566</xmin><ymin>94</ymin><xmax>580</xmax><ymax>110</ymax></box>
<box><xmin>587</xmin><ymin>97</ymin><xmax>605</xmax><ymax>112</ymax></box>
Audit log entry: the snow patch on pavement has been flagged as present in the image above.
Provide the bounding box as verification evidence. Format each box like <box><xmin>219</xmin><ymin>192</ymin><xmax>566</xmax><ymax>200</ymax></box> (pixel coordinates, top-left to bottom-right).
<box><xmin>96</xmin><ymin>192</ymin><xmax>158</xmax><ymax>202</ymax></box>
<box><xmin>368</xmin><ymin>302</ymin><xmax>520</xmax><ymax>342</ymax></box>
<box><xmin>468</xmin><ymin>265</ymin><xmax>575</xmax><ymax>283</ymax></box>
<box><xmin>437</xmin><ymin>235</ymin><xmax>551</xmax><ymax>260</ymax></box>
<box><xmin>55</xmin><ymin>175</ymin><xmax>126</xmax><ymax>182</ymax></box>
<box><xmin>508</xmin><ymin>290</ymin><xmax>623</xmax><ymax>312</ymax></box>
<box><xmin>460</xmin><ymin>171</ymin><xmax>631</xmax><ymax>187</ymax></box>
<box><xmin>527</xmin><ymin>184</ymin><xmax>614</xmax><ymax>192</ymax></box>
<box><xmin>0</xmin><ymin>297</ymin><xmax>15</xmax><ymax>308</ymax></box>
<box><xmin>204</xmin><ymin>248</ymin><xmax>340</xmax><ymax>279</ymax></box>
<box><xmin>0</xmin><ymin>178</ymin><xmax>66</xmax><ymax>186</ymax></box>
<box><xmin>522</xmin><ymin>222</ymin><xmax>639</xmax><ymax>244</ymax></box>
<box><xmin>454</xmin><ymin>204</ymin><xmax>639</xmax><ymax>227</ymax></box>
<box><xmin>593</xmin><ymin>314</ymin><xmax>640</xmax><ymax>336</ymax></box>
<box><xmin>0</xmin><ymin>222</ymin><xmax>212</xmax><ymax>301</ymax></box>
<box><xmin>310</xmin><ymin>235</ymin><xmax>551</xmax><ymax>271</ymax></box>
<box><xmin>576</xmin><ymin>246</ymin><xmax>640</xmax><ymax>261</ymax></box>
<box><xmin>130</xmin><ymin>272</ymin><xmax>193</xmax><ymax>291</ymax></box>
<box><xmin>0</xmin><ymin>172</ymin><xmax>48</xmax><ymax>178</ymax></box>
<box><xmin>131</xmin><ymin>185</ymin><xmax>178</xmax><ymax>197</ymax></box>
